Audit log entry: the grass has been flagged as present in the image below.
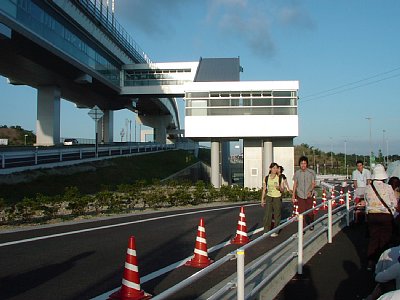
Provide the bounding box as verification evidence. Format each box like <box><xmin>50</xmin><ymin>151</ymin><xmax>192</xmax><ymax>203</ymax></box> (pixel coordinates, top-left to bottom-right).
<box><xmin>0</xmin><ymin>150</ymin><xmax>198</xmax><ymax>205</ymax></box>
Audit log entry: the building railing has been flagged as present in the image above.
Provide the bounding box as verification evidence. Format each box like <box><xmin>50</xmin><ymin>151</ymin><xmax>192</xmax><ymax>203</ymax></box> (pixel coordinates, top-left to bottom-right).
<box><xmin>186</xmin><ymin>106</ymin><xmax>298</xmax><ymax>116</ymax></box>
<box><xmin>152</xmin><ymin>184</ymin><xmax>353</xmax><ymax>299</ymax></box>
<box><xmin>76</xmin><ymin>0</ymin><xmax>151</xmax><ymax>64</ymax></box>
<box><xmin>124</xmin><ymin>79</ymin><xmax>190</xmax><ymax>87</ymax></box>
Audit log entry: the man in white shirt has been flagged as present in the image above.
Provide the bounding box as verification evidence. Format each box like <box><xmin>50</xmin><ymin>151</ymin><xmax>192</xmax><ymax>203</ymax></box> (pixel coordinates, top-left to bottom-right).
<box><xmin>352</xmin><ymin>160</ymin><xmax>371</xmax><ymax>223</ymax></box>
<box><xmin>352</xmin><ymin>160</ymin><xmax>371</xmax><ymax>199</ymax></box>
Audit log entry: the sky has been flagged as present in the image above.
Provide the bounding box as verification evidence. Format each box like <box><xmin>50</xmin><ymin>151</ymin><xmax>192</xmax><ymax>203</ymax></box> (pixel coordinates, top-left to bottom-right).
<box><xmin>1</xmin><ymin>0</ymin><xmax>400</xmax><ymax>156</ymax></box>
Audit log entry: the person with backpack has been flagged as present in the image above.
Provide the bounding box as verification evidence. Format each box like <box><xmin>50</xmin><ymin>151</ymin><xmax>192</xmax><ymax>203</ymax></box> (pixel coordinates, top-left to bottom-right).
<box><xmin>261</xmin><ymin>162</ymin><xmax>284</xmax><ymax>237</ymax></box>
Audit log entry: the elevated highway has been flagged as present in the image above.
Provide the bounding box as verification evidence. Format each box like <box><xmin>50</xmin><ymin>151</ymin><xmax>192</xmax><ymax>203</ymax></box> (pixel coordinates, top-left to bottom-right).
<box><xmin>0</xmin><ymin>0</ymin><xmax>184</xmax><ymax>145</ymax></box>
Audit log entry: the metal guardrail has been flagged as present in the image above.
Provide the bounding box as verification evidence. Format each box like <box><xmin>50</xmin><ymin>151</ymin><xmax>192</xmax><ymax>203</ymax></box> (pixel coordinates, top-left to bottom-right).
<box><xmin>0</xmin><ymin>143</ymin><xmax>174</xmax><ymax>170</ymax></box>
<box><xmin>76</xmin><ymin>0</ymin><xmax>151</xmax><ymax>64</ymax></box>
<box><xmin>153</xmin><ymin>185</ymin><xmax>354</xmax><ymax>300</ymax></box>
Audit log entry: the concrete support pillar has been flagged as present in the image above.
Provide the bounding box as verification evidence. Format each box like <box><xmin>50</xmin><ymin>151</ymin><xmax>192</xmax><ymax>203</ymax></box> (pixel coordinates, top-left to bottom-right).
<box><xmin>221</xmin><ymin>141</ymin><xmax>231</xmax><ymax>185</ymax></box>
<box><xmin>137</xmin><ymin>115</ymin><xmax>171</xmax><ymax>144</ymax></box>
<box><xmin>263</xmin><ymin>140</ymin><xmax>273</xmax><ymax>179</ymax></box>
<box><xmin>154</xmin><ymin>126</ymin><xmax>167</xmax><ymax>144</ymax></box>
<box><xmin>211</xmin><ymin>140</ymin><xmax>221</xmax><ymax>188</ymax></box>
<box><xmin>243</xmin><ymin>139</ymin><xmax>263</xmax><ymax>189</ymax></box>
<box><xmin>36</xmin><ymin>86</ymin><xmax>60</xmax><ymax>146</ymax></box>
<box><xmin>97</xmin><ymin>110</ymin><xmax>114</xmax><ymax>143</ymax></box>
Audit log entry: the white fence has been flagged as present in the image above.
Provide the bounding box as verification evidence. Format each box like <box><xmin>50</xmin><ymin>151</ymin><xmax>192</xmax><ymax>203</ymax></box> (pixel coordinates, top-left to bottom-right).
<box><xmin>153</xmin><ymin>185</ymin><xmax>353</xmax><ymax>300</ymax></box>
<box><xmin>0</xmin><ymin>143</ymin><xmax>174</xmax><ymax>174</ymax></box>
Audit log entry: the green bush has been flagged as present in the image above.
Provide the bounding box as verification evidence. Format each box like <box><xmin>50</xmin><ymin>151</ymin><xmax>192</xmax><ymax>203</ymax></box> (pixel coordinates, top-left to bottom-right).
<box><xmin>0</xmin><ymin>176</ymin><xmax>262</xmax><ymax>226</ymax></box>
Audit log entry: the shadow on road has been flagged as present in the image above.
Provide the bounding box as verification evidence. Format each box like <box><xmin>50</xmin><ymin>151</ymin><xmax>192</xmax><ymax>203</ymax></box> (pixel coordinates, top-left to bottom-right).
<box><xmin>0</xmin><ymin>251</ymin><xmax>94</xmax><ymax>299</ymax></box>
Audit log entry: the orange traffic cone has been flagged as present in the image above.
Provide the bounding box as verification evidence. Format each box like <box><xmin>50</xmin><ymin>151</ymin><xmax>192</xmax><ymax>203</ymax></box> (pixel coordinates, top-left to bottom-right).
<box><xmin>185</xmin><ymin>218</ymin><xmax>213</xmax><ymax>268</ymax></box>
<box><xmin>331</xmin><ymin>189</ymin><xmax>337</xmax><ymax>208</ymax></box>
<box><xmin>231</xmin><ymin>206</ymin><xmax>250</xmax><ymax>245</ymax></box>
<box><xmin>291</xmin><ymin>198</ymin><xmax>299</xmax><ymax>218</ymax></box>
<box><xmin>312</xmin><ymin>193</ymin><xmax>318</xmax><ymax>215</ymax></box>
<box><xmin>321</xmin><ymin>189</ymin><xmax>327</xmax><ymax>210</ymax></box>
<box><xmin>348</xmin><ymin>190</ymin><xmax>352</xmax><ymax>203</ymax></box>
<box><xmin>339</xmin><ymin>188</ymin><xmax>345</xmax><ymax>205</ymax></box>
<box><xmin>109</xmin><ymin>236</ymin><xmax>151</xmax><ymax>300</ymax></box>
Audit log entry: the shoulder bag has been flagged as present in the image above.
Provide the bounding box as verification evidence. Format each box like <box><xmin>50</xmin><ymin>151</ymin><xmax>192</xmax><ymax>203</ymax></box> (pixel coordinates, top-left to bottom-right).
<box><xmin>371</xmin><ymin>182</ymin><xmax>394</xmax><ymax>217</ymax></box>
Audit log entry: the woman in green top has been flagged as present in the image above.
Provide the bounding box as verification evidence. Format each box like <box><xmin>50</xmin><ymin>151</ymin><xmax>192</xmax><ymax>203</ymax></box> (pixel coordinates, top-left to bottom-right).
<box><xmin>261</xmin><ymin>162</ymin><xmax>284</xmax><ymax>237</ymax></box>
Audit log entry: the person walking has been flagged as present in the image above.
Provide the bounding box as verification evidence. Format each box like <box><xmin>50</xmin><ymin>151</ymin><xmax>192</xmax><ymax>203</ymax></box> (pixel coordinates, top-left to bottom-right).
<box><xmin>365</xmin><ymin>164</ymin><xmax>397</xmax><ymax>271</ymax></box>
<box><xmin>352</xmin><ymin>160</ymin><xmax>371</xmax><ymax>201</ymax></box>
<box><xmin>261</xmin><ymin>162</ymin><xmax>283</xmax><ymax>237</ymax></box>
<box><xmin>278</xmin><ymin>165</ymin><xmax>292</xmax><ymax>194</ymax></box>
<box><xmin>292</xmin><ymin>156</ymin><xmax>316</xmax><ymax>229</ymax></box>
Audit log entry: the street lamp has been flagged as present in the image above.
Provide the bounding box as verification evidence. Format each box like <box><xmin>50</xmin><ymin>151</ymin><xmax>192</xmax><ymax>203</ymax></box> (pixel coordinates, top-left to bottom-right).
<box><xmin>366</xmin><ymin>117</ymin><xmax>372</xmax><ymax>166</ymax></box>
<box><xmin>329</xmin><ymin>137</ymin><xmax>333</xmax><ymax>173</ymax></box>
<box><xmin>344</xmin><ymin>140</ymin><xmax>347</xmax><ymax>178</ymax></box>
<box><xmin>382</xmin><ymin>129</ymin><xmax>386</xmax><ymax>166</ymax></box>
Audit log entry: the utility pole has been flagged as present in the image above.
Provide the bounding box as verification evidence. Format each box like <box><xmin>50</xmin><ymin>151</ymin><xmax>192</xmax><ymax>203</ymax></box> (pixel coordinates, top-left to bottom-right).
<box><xmin>366</xmin><ymin>117</ymin><xmax>372</xmax><ymax>166</ymax></box>
<box><xmin>329</xmin><ymin>137</ymin><xmax>333</xmax><ymax>173</ymax></box>
<box><xmin>382</xmin><ymin>129</ymin><xmax>386</xmax><ymax>166</ymax></box>
<box><xmin>344</xmin><ymin>140</ymin><xmax>347</xmax><ymax>178</ymax></box>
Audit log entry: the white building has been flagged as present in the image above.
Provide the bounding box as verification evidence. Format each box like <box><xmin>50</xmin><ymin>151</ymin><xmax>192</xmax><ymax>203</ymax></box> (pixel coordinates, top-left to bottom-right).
<box><xmin>184</xmin><ymin>80</ymin><xmax>299</xmax><ymax>189</ymax></box>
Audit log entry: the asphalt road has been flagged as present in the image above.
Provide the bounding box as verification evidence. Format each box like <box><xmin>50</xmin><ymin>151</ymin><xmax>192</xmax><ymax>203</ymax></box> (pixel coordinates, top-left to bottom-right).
<box><xmin>0</xmin><ymin>202</ymin><xmax>296</xmax><ymax>300</ymax></box>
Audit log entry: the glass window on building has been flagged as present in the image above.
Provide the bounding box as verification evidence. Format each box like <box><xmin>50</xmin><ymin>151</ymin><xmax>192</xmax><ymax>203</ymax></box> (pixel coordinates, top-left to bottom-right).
<box><xmin>252</xmin><ymin>98</ymin><xmax>272</xmax><ymax>106</ymax></box>
<box><xmin>273</xmin><ymin>98</ymin><xmax>292</xmax><ymax>106</ymax></box>
<box><xmin>273</xmin><ymin>91</ymin><xmax>292</xmax><ymax>97</ymax></box>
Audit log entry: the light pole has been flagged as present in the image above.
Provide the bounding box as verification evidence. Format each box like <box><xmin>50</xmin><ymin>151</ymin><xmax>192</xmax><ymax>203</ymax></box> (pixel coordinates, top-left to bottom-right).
<box><xmin>330</xmin><ymin>137</ymin><xmax>333</xmax><ymax>173</ymax></box>
<box><xmin>344</xmin><ymin>140</ymin><xmax>347</xmax><ymax>178</ymax></box>
<box><xmin>382</xmin><ymin>129</ymin><xmax>386</xmax><ymax>166</ymax></box>
<box><xmin>386</xmin><ymin>137</ymin><xmax>389</xmax><ymax>165</ymax></box>
<box><xmin>366</xmin><ymin>117</ymin><xmax>372</xmax><ymax>166</ymax></box>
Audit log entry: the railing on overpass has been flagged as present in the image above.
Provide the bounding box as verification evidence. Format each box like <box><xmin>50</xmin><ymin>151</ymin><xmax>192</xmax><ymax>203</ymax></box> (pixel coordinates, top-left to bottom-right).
<box><xmin>0</xmin><ymin>143</ymin><xmax>174</xmax><ymax>171</ymax></box>
<box><xmin>76</xmin><ymin>0</ymin><xmax>152</xmax><ymax>65</ymax></box>
<box><xmin>152</xmin><ymin>183</ymin><xmax>354</xmax><ymax>300</ymax></box>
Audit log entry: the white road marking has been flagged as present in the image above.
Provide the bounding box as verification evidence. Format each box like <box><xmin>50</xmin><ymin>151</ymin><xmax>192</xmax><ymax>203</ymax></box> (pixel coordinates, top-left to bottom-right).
<box><xmin>0</xmin><ymin>203</ymin><xmax>258</xmax><ymax>247</ymax></box>
<box><xmin>0</xmin><ymin>202</ymin><xmax>262</xmax><ymax>300</ymax></box>
<box><xmin>91</xmin><ymin>223</ymin><xmax>266</xmax><ymax>300</ymax></box>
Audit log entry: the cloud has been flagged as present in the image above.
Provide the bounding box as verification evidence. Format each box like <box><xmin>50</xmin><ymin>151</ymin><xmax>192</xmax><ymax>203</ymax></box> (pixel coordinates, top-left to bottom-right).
<box><xmin>218</xmin><ymin>12</ymin><xmax>275</xmax><ymax>57</ymax></box>
<box><xmin>205</xmin><ymin>0</ymin><xmax>315</xmax><ymax>59</ymax></box>
<box><xmin>115</xmin><ymin>0</ymin><xmax>183</xmax><ymax>35</ymax></box>
<box><xmin>113</xmin><ymin>0</ymin><xmax>314</xmax><ymax>59</ymax></box>
<box><xmin>279</xmin><ymin>5</ymin><xmax>315</xmax><ymax>29</ymax></box>
<box><xmin>206</xmin><ymin>0</ymin><xmax>276</xmax><ymax>58</ymax></box>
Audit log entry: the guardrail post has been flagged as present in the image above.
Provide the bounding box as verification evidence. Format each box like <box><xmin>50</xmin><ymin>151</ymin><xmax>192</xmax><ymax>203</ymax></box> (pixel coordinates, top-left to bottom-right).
<box><xmin>59</xmin><ymin>149</ymin><xmax>63</xmax><ymax>162</ymax></box>
<box><xmin>328</xmin><ymin>198</ymin><xmax>333</xmax><ymax>243</ymax></box>
<box><xmin>80</xmin><ymin>149</ymin><xmax>82</xmax><ymax>160</ymax></box>
<box><xmin>1</xmin><ymin>153</ymin><xmax>5</xmax><ymax>168</ymax></box>
<box><xmin>120</xmin><ymin>147</ymin><xmax>122</xmax><ymax>155</ymax></box>
<box><xmin>236</xmin><ymin>249</ymin><xmax>245</xmax><ymax>300</ymax></box>
<box><xmin>297</xmin><ymin>214</ymin><xmax>303</xmax><ymax>275</ymax></box>
<box><xmin>346</xmin><ymin>191</ymin><xmax>350</xmax><ymax>227</ymax></box>
<box><xmin>109</xmin><ymin>148</ymin><xmax>111</xmax><ymax>156</ymax></box>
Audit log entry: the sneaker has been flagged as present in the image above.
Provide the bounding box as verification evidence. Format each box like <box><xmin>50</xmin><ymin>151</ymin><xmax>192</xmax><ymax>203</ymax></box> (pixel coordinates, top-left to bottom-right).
<box><xmin>271</xmin><ymin>233</ymin><xmax>279</xmax><ymax>237</ymax></box>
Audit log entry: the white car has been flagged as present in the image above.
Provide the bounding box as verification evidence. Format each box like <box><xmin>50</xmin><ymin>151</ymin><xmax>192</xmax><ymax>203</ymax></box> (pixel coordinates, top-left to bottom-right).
<box><xmin>63</xmin><ymin>138</ymin><xmax>78</xmax><ymax>146</ymax></box>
